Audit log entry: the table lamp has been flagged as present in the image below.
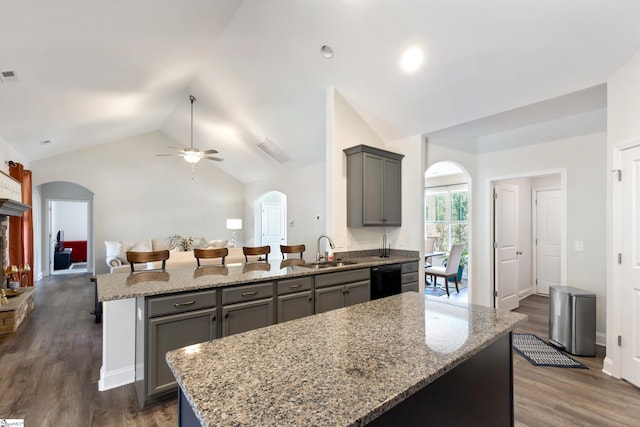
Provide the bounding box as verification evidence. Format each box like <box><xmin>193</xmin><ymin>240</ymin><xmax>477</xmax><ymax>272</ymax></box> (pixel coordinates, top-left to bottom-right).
<box><xmin>226</xmin><ymin>219</ymin><xmax>242</xmax><ymax>247</ymax></box>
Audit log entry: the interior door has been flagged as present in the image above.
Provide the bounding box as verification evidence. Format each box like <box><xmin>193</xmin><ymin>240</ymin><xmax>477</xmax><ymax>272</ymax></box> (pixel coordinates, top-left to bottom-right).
<box><xmin>494</xmin><ymin>183</ymin><xmax>519</xmax><ymax>311</ymax></box>
<box><xmin>535</xmin><ymin>190</ymin><xmax>562</xmax><ymax>295</ymax></box>
<box><xmin>261</xmin><ymin>202</ymin><xmax>285</xmax><ymax>258</ymax></box>
<box><xmin>621</xmin><ymin>145</ymin><xmax>640</xmax><ymax>388</ymax></box>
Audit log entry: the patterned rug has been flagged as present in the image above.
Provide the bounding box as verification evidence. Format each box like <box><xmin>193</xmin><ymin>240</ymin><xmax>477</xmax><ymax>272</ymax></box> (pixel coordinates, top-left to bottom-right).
<box><xmin>424</xmin><ymin>280</ymin><xmax>467</xmax><ymax>297</ymax></box>
<box><xmin>512</xmin><ymin>333</ymin><xmax>587</xmax><ymax>369</ymax></box>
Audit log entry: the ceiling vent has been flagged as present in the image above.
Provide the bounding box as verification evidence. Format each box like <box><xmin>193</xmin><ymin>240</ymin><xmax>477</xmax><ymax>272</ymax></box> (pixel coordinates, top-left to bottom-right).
<box><xmin>256</xmin><ymin>138</ymin><xmax>290</xmax><ymax>163</ymax></box>
<box><xmin>0</xmin><ymin>70</ymin><xmax>19</xmax><ymax>83</ymax></box>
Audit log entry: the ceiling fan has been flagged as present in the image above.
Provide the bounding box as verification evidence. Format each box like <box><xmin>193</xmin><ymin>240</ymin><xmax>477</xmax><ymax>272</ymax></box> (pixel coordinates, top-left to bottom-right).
<box><xmin>156</xmin><ymin>95</ymin><xmax>223</xmax><ymax>167</ymax></box>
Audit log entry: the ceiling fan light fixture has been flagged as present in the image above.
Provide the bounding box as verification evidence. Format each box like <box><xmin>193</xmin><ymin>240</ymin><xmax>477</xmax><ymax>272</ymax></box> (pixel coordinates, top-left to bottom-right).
<box><xmin>184</xmin><ymin>150</ymin><xmax>202</xmax><ymax>163</ymax></box>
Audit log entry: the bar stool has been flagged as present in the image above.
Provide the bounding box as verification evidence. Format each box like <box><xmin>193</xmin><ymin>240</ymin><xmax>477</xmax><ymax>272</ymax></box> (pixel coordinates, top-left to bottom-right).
<box><xmin>242</xmin><ymin>245</ymin><xmax>270</xmax><ymax>262</ymax></box>
<box><xmin>280</xmin><ymin>244</ymin><xmax>305</xmax><ymax>259</ymax></box>
<box><xmin>126</xmin><ymin>250</ymin><xmax>170</xmax><ymax>272</ymax></box>
<box><xmin>194</xmin><ymin>247</ymin><xmax>229</xmax><ymax>267</ymax></box>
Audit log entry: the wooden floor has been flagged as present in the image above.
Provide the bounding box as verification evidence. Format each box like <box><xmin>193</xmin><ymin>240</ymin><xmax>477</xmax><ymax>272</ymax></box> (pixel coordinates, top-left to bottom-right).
<box><xmin>513</xmin><ymin>294</ymin><xmax>640</xmax><ymax>427</ymax></box>
<box><xmin>1</xmin><ymin>276</ymin><xmax>638</xmax><ymax>426</ymax></box>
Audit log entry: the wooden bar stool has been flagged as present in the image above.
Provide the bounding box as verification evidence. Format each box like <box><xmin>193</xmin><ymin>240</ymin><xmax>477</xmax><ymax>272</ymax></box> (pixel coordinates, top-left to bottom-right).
<box><xmin>126</xmin><ymin>250</ymin><xmax>170</xmax><ymax>272</ymax></box>
<box><xmin>194</xmin><ymin>247</ymin><xmax>229</xmax><ymax>267</ymax></box>
<box><xmin>280</xmin><ymin>244</ymin><xmax>305</xmax><ymax>259</ymax></box>
<box><xmin>242</xmin><ymin>245</ymin><xmax>270</xmax><ymax>262</ymax></box>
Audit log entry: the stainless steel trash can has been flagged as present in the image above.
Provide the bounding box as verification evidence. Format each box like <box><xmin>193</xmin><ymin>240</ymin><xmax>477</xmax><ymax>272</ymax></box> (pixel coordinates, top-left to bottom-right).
<box><xmin>549</xmin><ymin>286</ymin><xmax>596</xmax><ymax>356</ymax></box>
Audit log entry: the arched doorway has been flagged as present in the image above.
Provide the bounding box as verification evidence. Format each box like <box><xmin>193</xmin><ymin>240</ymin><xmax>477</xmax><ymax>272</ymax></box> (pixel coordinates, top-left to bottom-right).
<box><xmin>38</xmin><ymin>181</ymin><xmax>94</xmax><ymax>278</ymax></box>
<box><xmin>254</xmin><ymin>191</ymin><xmax>287</xmax><ymax>259</ymax></box>
<box><xmin>424</xmin><ymin>161</ymin><xmax>471</xmax><ymax>301</ymax></box>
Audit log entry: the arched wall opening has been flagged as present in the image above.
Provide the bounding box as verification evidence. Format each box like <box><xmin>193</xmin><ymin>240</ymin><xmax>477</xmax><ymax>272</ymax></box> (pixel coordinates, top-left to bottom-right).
<box><xmin>424</xmin><ymin>161</ymin><xmax>472</xmax><ymax>300</ymax></box>
<box><xmin>36</xmin><ymin>181</ymin><xmax>94</xmax><ymax>278</ymax></box>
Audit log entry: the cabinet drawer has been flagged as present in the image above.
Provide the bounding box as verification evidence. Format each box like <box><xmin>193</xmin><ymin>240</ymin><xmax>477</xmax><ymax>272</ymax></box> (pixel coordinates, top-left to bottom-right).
<box><xmin>148</xmin><ymin>290</ymin><xmax>217</xmax><ymax>318</ymax></box>
<box><xmin>401</xmin><ymin>272</ymin><xmax>419</xmax><ymax>284</ymax></box>
<box><xmin>402</xmin><ymin>261</ymin><xmax>419</xmax><ymax>274</ymax></box>
<box><xmin>277</xmin><ymin>277</ymin><xmax>313</xmax><ymax>295</ymax></box>
<box><xmin>315</xmin><ymin>268</ymin><xmax>370</xmax><ymax>288</ymax></box>
<box><xmin>222</xmin><ymin>282</ymin><xmax>274</xmax><ymax>305</ymax></box>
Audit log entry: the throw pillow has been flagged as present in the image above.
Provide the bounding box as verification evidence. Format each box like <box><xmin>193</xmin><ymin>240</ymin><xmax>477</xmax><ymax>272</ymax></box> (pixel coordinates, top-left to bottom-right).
<box><xmin>209</xmin><ymin>239</ymin><xmax>228</xmax><ymax>248</ymax></box>
<box><xmin>130</xmin><ymin>238</ymin><xmax>153</xmax><ymax>252</ymax></box>
<box><xmin>167</xmin><ymin>234</ymin><xmax>183</xmax><ymax>251</ymax></box>
<box><xmin>192</xmin><ymin>237</ymin><xmax>208</xmax><ymax>249</ymax></box>
<box><xmin>105</xmin><ymin>240</ymin><xmax>119</xmax><ymax>258</ymax></box>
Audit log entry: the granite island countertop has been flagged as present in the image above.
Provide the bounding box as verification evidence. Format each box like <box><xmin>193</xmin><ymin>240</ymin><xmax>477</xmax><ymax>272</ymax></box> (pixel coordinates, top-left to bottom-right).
<box><xmin>96</xmin><ymin>252</ymin><xmax>419</xmax><ymax>302</ymax></box>
<box><xmin>166</xmin><ymin>292</ymin><xmax>527</xmax><ymax>427</ymax></box>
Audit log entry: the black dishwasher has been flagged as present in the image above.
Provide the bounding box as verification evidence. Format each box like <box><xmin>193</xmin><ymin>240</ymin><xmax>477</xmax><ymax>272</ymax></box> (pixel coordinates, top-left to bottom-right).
<box><xmin>370</xmin><ymin>264</ymin><xmax>402</xmax><ymax>300</ymax></box>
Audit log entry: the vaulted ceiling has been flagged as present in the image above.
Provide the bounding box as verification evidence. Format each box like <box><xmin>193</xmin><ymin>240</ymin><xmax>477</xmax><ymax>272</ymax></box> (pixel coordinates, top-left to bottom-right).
<box><xmin>2</xmin><ymin>1</ymin><xmax>640</xmax><ymax>182</ymax></box>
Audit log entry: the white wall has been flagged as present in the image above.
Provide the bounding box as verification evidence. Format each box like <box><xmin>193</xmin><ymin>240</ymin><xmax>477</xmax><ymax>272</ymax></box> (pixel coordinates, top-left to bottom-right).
<box><xmin>244</xmin><ymin>161</ymin><xmax>326</xmax><ymax>257</ymax></box>
<box><xmin>476</xmin><ymin>132</ymin><xmax>607</xmax><ymax>337</ymax></box>
<box><xmin>605</xmin><ymin>47</ymin><xmax>640</xmax><ymax>377</ymax></box>
<box><xmin>53</xmin><ymin>201</ymin><xmax>88</xmax><ymax>241</ymax></box>
<box><xmin>30</xmin><ymin>131</ymin><xmax>245</xmax><ymax>273</ymax></box>
<box><xmin>329</xmin><ymin>89</ymin><xmax>424</xmax><ymax>253</ymax></box>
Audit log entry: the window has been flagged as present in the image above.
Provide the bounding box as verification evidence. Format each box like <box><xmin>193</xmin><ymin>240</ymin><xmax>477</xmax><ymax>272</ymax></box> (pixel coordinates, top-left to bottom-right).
<box><xmin>425</xmin><ymin>184</ymin><xmax>468</xmax><ymax>253</ymax></box>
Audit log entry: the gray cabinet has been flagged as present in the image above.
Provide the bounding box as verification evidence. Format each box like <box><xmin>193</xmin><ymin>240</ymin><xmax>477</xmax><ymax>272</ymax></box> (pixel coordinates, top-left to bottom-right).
<box><xmin>136</xmin><ymin>289</ymin><xmax>217</xmax><ymax>408</ymax></box>
<box><xmin>222</xmin><ymin>282</ymin><xmax>274</xmax><ymax>337</ymax></box>
<box><xmin>344</xmin><ymin>144</ymin><xmax>404</xmax><ymax>227</ymax></box>
<box><xmin>401</xmin><ymin>261</ymin><xmax>419</xmax><ymax>293</ymax></box>
<box><xmin>277</xmin><ymin>277</ymin><xmax>313</xmax><ymax>323</ymax></box>
<box><xmin>315</xmin><ymin>268</ymin><xmax>370</xmax><ymax>314</ymax></box>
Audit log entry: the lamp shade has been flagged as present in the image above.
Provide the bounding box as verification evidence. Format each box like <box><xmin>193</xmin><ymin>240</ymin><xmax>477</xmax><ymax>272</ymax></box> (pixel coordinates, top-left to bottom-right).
<box><xmin>226</xmin><ymin>219</ymin><xmax>242</xmax><ymax>230</ymax></box>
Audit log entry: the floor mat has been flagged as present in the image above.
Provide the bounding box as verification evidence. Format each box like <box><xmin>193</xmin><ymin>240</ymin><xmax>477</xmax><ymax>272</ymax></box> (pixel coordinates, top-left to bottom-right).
<box><xmin>512</xmin><ymin>333</ymin><xmax>587</xmax><ymax>368</ymax></box>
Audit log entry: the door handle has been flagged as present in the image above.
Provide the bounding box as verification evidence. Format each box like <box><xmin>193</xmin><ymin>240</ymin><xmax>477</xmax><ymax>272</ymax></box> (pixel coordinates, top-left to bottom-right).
<box><xmin>516</xmin><ymin>251</ymin><xmax>522</xmax><ymax>255</ymax></box>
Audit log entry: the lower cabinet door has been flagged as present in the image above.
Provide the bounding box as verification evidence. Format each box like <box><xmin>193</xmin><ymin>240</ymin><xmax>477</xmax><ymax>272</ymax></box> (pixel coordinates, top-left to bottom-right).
<box><xmin>402</xmin><ymin>282</ymin><xmax>419</xmax><ymax>293</ymax></box>
<box><xmin>148</xmin><ymin>307</ymin><xmax>216</xmax><ymax>397</ymax></box>
<box><xmin>222</xmin><ymin>298</ymin><xmax>274</xmax><ymax>337</ymax></box>
<box><xmin>277</xmin><ymin>290</ymin><xmax>313</xmax><ymax>323</ymax></box>
<box><xmin>345</xmin><ymin>280</ymin><xmax>370</xmax><ymax>307</ymax></box>
<box><xmin>315</xmin><ymin>285</ymin><xmax>345</xmax><ymax>314</ymax></box>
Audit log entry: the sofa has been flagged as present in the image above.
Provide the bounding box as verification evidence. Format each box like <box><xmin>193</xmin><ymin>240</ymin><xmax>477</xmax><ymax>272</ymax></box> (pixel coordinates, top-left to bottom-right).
<box><xmin>105</xmin><ymin>235</ymin><xmax>245</xmax><ymax>273</ymax></box>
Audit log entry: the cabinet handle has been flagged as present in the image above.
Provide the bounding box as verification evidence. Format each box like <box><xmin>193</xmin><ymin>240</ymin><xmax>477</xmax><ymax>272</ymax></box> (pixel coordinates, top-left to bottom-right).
<box><xmin>289</xmin><ymin>284</ymin><xmax>301</xmax><ymax>289</ymax></box>
<box><xmin>174</xmin><ymin>300</ymin><xmax>196</xmax><ymax>307</ymax></box>
<box><xmin>212</xmin><ymin>315</ymin><xmax>216</xmax><ymax>322</ymax></box>
<box><xmin>225</xmin><ymin>313</ymin><xmax>229</xmax><ymax>319</ymax></box>
<box><xmin>308</xmin><ymin>297</ymin><xmax>312</xmax><ymax>302</ymax></box>
<box><xmin>241</xmin><ymin>291</ymin><xmax>258</xmax><ymax>297</ymax></box>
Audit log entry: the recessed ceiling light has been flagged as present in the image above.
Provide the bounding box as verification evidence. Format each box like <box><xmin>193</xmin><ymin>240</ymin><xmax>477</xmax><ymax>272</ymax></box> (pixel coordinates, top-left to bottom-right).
<box><xmin>320</xmin><ymin>45</ymin><xmax>334</xmax><ymax>59</ymax></box>
<box><xmin>401</xmin><ymin>47</ymin><xmax>424</xmax><ymax>72</ymax></box>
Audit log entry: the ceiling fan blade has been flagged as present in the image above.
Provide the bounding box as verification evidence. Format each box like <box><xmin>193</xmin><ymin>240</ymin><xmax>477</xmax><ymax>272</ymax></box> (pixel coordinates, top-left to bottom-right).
<box><xmin>168</xmin><ymin>146</ymin><xmax>188</xmax><ymax>153</ymax></box>
<box><xmin>203</xmin><ymin>156</ymin><xmax>224</xmax><ymax>162</ymax></box>
<box><xmin>155</xmin><ymin>154</ymin><xmax>185</xmax><ymax>157</ymax></box>
<box><xmin>201</xmin><ymin>149</ymin><xmax>219</xmax><ymax>155</ymax></box>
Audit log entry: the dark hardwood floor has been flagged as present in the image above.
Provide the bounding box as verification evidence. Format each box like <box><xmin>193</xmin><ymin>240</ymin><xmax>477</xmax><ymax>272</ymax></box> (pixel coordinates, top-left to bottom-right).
<box><xmin>1</xmin><ymin>276</ymin><xmax>638</xmax><ymax>426</ymax></box>
<box><xmin>0</xmin><ymin>273</ymin><xmax>177</xmax><ymax>426</ymax></box>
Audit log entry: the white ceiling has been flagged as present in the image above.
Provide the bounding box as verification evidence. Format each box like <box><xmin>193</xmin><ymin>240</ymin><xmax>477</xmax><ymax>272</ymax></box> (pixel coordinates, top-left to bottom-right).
<box><xmin>2</xmin><ymin>1</ymin><xmax>640</xmax><ymax>182</ymax></box>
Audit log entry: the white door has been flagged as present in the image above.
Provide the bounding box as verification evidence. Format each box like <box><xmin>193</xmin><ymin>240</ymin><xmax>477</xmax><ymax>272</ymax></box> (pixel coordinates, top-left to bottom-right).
<box><xmin>261</xmin><ymin>202</ymin><xmax>285</xmax><ymax>259</ymax></box>
<box><xmin>494</xmin><ymin>183</ymin><xmax>519</xmax><ymax>311</ymax></box>
<box><xmin>621</xmin><ymin>145</ymin><xmax>640</xmax><ymax>388</ymax></box>
<box><xmin>535</xmin><ymin>190</ymin><xmax>562</xmax><ymax>295</ymax></box>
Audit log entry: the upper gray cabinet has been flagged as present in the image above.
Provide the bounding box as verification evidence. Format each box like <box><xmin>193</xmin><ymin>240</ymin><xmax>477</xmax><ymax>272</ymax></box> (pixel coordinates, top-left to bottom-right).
<box><xmin>344</xmin><ymin>144</ymin><xmax>404</xmax><ymax>227</ymax></box>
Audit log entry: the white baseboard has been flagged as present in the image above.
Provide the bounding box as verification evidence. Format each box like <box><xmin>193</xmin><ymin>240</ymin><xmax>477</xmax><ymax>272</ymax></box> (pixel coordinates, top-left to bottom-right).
<box><xmin>602</xmin><ymin>356</ymin><xmax>620</xmax><ymax>379</ymax></box>
<box><xmin>98</xmin><ymin>364</ymin><xmax>135</xmax><ymax>391</ymax></box>
<box><xmin>596</xmin><ymin>331</ymin><xmax>606</xmax><ymax>347</ymax></box>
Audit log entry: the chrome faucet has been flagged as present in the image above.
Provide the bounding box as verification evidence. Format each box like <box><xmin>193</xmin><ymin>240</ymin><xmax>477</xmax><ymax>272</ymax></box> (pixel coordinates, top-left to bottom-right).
<box><xmin>316</xmin><ymin>234</ymin><xmax>335</xmax><ymax>263</ymax></box>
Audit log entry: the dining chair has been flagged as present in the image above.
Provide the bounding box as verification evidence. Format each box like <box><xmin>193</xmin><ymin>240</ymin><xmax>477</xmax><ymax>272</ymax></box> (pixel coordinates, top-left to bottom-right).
<box><xmin>425</xmin><ymin>243</ymin><xmax>464</xmax><ymax>296</ymax></box>
<box><xmin>194</xmin><ymin>247</ymin><xmax>229</xmax><ymax>267</ymax></box>
<box><xmin>280</xmin><ymin>244</ymin><xmax>305</xmax><ymax>259</ymax></box>
<box><xmin>126</xmin><ymin>250</ymin><xmax>170</xmax><ymax>273</ymax></box>
<box><xmin>242</xmin><ymin>245</ymin><xmax>270</xmax><ymax>262</ymax></box>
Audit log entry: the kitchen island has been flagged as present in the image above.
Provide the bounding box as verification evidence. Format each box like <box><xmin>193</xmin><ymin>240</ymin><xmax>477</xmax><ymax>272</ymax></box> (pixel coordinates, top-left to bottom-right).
<box><xmin>166</xmin><ymin>292</ymin><xmax>527</xmax><ymax>426</ymax></box>
<box><xmin>96</xmin><ymin>252</ymin><xmax>419</xmax><ymax>393</ymax></box>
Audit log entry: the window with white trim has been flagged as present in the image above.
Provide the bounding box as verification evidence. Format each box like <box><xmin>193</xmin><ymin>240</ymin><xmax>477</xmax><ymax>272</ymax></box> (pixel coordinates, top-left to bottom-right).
<box><xmin>425</xmin><ymin>184</ymin><xmax>468</xmax><ymax>253</ymax></box>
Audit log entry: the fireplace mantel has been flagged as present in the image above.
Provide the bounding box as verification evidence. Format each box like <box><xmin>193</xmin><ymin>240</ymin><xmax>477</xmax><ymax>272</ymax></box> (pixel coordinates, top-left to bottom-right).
<box><xmin>0</xmin><ymin>199</ymin><xmax>30</xmax><ymax>217</ymax></box>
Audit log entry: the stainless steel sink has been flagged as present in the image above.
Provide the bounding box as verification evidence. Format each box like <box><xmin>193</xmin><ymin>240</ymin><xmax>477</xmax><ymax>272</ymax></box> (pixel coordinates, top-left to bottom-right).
<box><xmin>299</xmin><ymin>260</ymin><xmax>358</xmax><ymax>269</ymax></box>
